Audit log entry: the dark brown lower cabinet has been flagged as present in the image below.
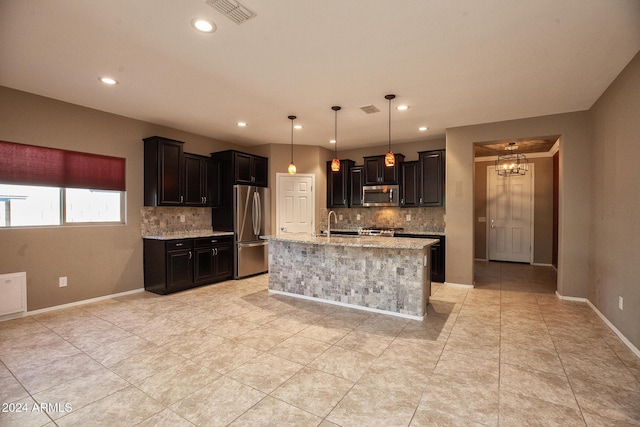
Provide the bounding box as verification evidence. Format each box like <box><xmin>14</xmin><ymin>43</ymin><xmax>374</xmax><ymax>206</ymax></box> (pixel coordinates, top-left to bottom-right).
<box><xmin>144</xmin><ymin>236</ymin><xmax>233</xmax><ymax>295</ymax></box>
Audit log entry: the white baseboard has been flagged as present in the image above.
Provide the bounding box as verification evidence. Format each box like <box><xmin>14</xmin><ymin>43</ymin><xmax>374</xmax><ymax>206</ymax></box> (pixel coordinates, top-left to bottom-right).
<box><xmin>555</xmin><ymin>291</ymin><xmax>640</xmax><ymax>359</ymax></box>
<box><xmin>532</xmin><ymin>263</ymin><xmax>554</xmax><ymax>267</ymax></box>
<box><xmin>586</xmin><ymin>300</ymin><xmax>640</xmax><ymax>359</ymax></box>
<box><xmin>474</xmin><ymin>258</ymin><xmax>488</xmax><ymax>262</ymax></box>
<box><xmin>0</xmin><ymin>288</ymin><xmax>145</xmax><ymax>322</ymax></box>
<box><xmin>268</xmin><ymin>289</ymin><xmax>424</xmax><ymax>321</ymax></box>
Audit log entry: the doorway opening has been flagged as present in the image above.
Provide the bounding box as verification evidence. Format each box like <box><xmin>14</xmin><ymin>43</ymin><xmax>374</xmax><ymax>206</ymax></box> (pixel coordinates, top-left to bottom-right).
<box><xmin>473</xmin><ymin>136</ymin><xmax>560</xmax><ymax>290</ymax></box>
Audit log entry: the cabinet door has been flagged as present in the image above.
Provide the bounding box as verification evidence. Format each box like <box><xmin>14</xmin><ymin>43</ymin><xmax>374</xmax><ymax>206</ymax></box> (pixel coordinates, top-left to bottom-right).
<box><xmin>252</xmin><ymin>156</ymin><xmax>268</xmax><ymax>187</ymax></box>
<box><xmin>420</xmin><ymin>150</ymin><xmax>444</xmax><ymax>206</ymax></box>
<box><xmin>159</xmin><ymin>140</ymin><xmax>184</xmax><ymax>205</ymax></box>
<box><xmin>184</xmin><ymin>154</ymin><xmax>204</xmax><ymax>206</ymax></box>
<box><xmin>430</xmin><ymin>240</ymin><xmax>445</xmax><ymax>283</ymax></box>
<box><xmin>234</xmin><ymin>152</ymin><xmax>254</xmax><ymax>184</ymax></box>
<box><xmin>166</xmin><ymin>249</ymin><xmax>193</xmax><ymax>288</ymax></box>
<box><xmin>209</xmin><ymin>160</ymin><xmax>222</xmax><ymax>207</ymax></box>
<box><xmin>213</xmin><ymin>243</ymin><xmax>233</xmax><ymax>280</ymax></box>
<box><xmin>327</xmin><ymin>161</ymin><xmax>351</xmax><ymax>208</ymax></box>
<box><xmin>194</xmin><ymin>246</ymin><xmax>215</xmax><ymax>283</ymax></box>
<box><xmin>364</xmin><ymin>157</ymin><xmax>382</xmax><ymax>184</ymax></box>
<box><xmin>349</xmin><ymin>166</ymin><xmax>364</xmax><ymax>207</ymax></box>
<box><xmin>401</xmin><ymin>161</ymin><xmax>420</xmax><ymax>207</ymax></box>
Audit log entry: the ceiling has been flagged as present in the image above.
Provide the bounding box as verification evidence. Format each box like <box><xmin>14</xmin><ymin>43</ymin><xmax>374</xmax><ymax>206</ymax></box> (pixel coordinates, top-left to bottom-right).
<box><xmin>474</xmin><ymin>138</ymin><xmax>559</xmax><ymax>158</ymax></box>
<box><xmin>1</xmin><ymin>1</ymin><xmax>639</xmax><ymax>150</ymax></box>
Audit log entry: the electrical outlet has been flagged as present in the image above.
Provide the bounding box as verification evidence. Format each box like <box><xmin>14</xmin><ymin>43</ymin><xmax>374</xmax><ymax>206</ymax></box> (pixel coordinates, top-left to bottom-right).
<box><xmin>180</xmin><ymin>215</ymin><xmax>185</xmax><ymax>223</ymax></box>
<box><xmin>338</xmin><ymin>214</ymin><xmax>343</xmax><ymax>221</ymax></box>
<box><xmin>59</xmin><ymin>276</ymin><xmax>67</xmax><ymax>287</ymax></box>
<box><xmin>619</xmin><ymin>296</ymin><xmax>624</xmax><ymax>310</ymax></box>
<box><xmin>406</xmin><ymin>214</ymin><xmax>411</xmax><ymax>221</ymax></box>
<box><xmin>356</xmin><ymin>214</ymin><xmax>361</xmax><ymax>220</ymax></box>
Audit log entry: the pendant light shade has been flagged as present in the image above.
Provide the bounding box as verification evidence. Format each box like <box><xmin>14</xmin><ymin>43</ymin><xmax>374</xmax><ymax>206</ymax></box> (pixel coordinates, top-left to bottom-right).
<box><xmin>384</xmin><ymin>94</ymin><xmax>396</xmax><ymax>167</ymax></box>
<box><xmin>330</xmin><ymin>106</ymin><xmax>341</xmax><ymax>172</ymax></box>
<box><xmin>495</xmin><ymin>142</ymin><xmax>528</xmax><ymax>176</ymax></box>
<box><xmin>288</xmin><ymin>115</ymin><xmax>297</xmax><ymax>175</ymax></box>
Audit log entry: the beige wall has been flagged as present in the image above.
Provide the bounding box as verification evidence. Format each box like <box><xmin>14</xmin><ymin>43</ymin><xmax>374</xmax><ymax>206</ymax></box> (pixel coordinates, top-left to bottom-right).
<box><xmin>446</xmin><ymin>112</ymin><xmax>592</xmax><ymax>298</ymax></box>
<box><xmin>474</xmin><ymin>157</ymin><xmax>554</xmax><ymax>264</ymax></box>
<box><xmin>339</xmin><ymin>138</ymin><xmax>446</xmax><ymax>164</ymax></box>
<box><xmin>0</xmin><ymin>86</ymin><xmax>245</xmax><ymax>311</ymax></box>
<box><xmin>589</xmin><ymin>51</ymin><xmax>640</xmax><ymax>348</ymax></box>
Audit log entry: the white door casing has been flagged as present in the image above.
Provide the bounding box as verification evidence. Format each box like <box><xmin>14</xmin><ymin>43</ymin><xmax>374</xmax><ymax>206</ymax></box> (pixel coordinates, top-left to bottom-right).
<box><xmin>488</xmin><ymin>165</ymin><xmax>534</xmax><ymax>263</ymax></box>
<box><xmin>276</xmin><ymin>173</ymin><xmax>314</xmax><ymax>235</ymax></box>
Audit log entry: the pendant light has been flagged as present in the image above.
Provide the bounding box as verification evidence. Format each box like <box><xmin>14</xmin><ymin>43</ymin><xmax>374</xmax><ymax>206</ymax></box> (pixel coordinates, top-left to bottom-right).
<box><xmin>330</xmin><ymin>106</ymin><xmax>341</xmax><ymax>172</ymax></box>
<box><xmin>384</xmin><ymin>94</ymin><xmax>396</xmax><ymax>167</ymax></box>
<box><xmin>287</xmin><ymin>115</ymin><xmax>297</xmax><ymax>174</ymax></box>
<box><xmin>495</xmin><ymin>142</ymin><xmax>529</xmax><ymax>176</ymax></box>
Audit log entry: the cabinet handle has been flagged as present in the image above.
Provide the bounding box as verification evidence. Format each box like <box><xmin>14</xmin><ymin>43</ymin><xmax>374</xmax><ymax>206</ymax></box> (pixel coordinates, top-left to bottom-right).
<box><xmin>215</xmin><ymin>248</ymin><xmax>218</xmax><ymax>256</ymax></box>
<box><xmin>188</xmin><ymin>251</ymin><xmax>192</xmax><ymax>259</ymax></box>
<box><xmin>180</xmin><ymin>195</ymin><xmax>184</xmax><ymax>203</ymax></box>
<box><xmin>203</xmin><ymin>196</ymin><xmax>207</xmax><ymax>204</ymax></box>
<box><xmin>212</xmin><ymin>248</ymin><xmax>215</xmax><ymax>255</ymax></box>
<box><xmin>176</xmin><ymin>243</ymin><xmax>183</xmax><ymax>247</ymax></box>
<box><xmin>419</xmin><ymin>197</ymin><xmax>423</xmax><ymax>204</ymax></box>
<box><xmin>211</xmin><ymin>239</ymin><xmax>218</xmax><ymax>243</ymax></box>
<box><xmin>401</xmin><ymin>198</ymin><xmax>404</xmax><ymax>205</ymax></box>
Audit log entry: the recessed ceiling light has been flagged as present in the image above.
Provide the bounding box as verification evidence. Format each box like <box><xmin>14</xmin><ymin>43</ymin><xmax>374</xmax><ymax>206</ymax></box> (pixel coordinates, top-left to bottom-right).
<box><xmin>294</xmin><ymin>125</ymin><xmax>302</xmax><ymax>130</ymax></box>
<box><xmin>237</xmin><ymin>122</ymin><xmax>247</xmax><ymax>127</ymax></box>
<box><xmin>329</xmin><ymin>139</ymin><xmax>336</xmax><ymax>144</ymax></box>
<box><xmin>191</xmin><ymin>18</ymin><xmax>216</xmax><ymax>33</ymax></box>
<box><xmin>418</xmin><ymin>126</ymin><xmax>428</xmax><ymax>131</ymax></box>
<box><xmin>98</xmin><ymin>76</ymin><xmax>118</xmax><ymax>85</ymax></box>
<box><xmin>397</xmin><ymin>105</ymin><xmax>409</xmax><ymax>111</ymax></box>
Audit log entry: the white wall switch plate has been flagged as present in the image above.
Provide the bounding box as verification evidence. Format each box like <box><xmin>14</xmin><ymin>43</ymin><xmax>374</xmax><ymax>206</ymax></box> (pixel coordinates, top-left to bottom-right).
<box><xmin>59</xmin><ymin>276</ymin><xmax>67</xmax><ymax>287</ymax></box>
<box><xmin>619</xmin><ymin>296</ymin><xmax>624</xmax><ymax>310</ymax></box>
<box><xmin>338</xmin><ymin>214</ymin><xmax>343</xmax><ymax>220</ymax></box>
<box><xmin>180</xmin><ymin>215</ymin><xmax>186</xmax><ymax>223</ymax></box>
<box><xmin>356</xmin><ymin>214</ymin><xmax>361</xmax><ymax>220</ymax></box>
<box><xmin>478</xmin><ymin>217</ymin><xmax>486</xmax><ymax>223</ymax></box>
<box><xmin>406</xmin><ymin>214</ymin><xmax>411</xmax><ymax>221</ymax></box>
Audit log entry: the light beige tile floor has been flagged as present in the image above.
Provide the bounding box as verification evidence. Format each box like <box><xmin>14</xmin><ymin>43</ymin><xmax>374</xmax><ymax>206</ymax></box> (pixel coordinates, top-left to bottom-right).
<box><xmin>1</xmin><ymin>262</ymin><xmax>639</xmax><ymax>426</ymax></box>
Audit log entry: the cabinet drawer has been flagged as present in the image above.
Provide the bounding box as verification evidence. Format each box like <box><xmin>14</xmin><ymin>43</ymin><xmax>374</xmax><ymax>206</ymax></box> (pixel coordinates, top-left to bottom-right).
<box><xmin>194</xmin><ymin>236</ymin><xmax>232</xmax><ymax>247</ymax></box>
<box><xmin>165</xmin><ymin>239</ymin><xmax>193</xmax><ymax>251</ymax></box>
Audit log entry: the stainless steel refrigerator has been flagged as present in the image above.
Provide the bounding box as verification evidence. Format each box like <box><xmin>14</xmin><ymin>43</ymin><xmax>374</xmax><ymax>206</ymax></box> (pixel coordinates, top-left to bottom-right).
<box><xmin>233</xmin><ymin>185</ymin><xmax>270</xmax><ymax>279</ymax></box>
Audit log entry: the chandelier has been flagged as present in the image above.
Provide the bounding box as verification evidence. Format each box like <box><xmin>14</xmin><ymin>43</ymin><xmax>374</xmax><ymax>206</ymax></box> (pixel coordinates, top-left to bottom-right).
<box><xmin>495</xmin><ymin>142</ymin><xmax>528</xmax><ymax>176</ymax></box>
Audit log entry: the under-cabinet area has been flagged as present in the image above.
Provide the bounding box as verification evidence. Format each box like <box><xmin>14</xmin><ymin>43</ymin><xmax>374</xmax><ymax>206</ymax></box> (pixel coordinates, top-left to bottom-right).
<box><xmin>143</xmin><ymin>234</ymin><xmax>233</xmax><ymax>295</ymax></box>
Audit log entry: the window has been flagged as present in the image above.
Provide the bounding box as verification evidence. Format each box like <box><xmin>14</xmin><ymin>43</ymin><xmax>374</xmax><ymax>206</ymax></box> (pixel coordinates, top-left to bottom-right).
<box><xmin>0</xmin><ymin>140</ymin><xmax>126</xmax><ymax>228</ymax></box>
<box><xmin>0</xmin><ymin>184</ymin><xmax>124</xmax><ymax>227</ymax></box>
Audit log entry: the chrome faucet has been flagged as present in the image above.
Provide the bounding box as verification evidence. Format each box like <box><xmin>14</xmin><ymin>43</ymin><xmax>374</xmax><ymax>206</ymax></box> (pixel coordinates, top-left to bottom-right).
<box><xmin>327</xmin><ymin>210</ymin><xmax>337</xmax><ymax>238</ymax></box>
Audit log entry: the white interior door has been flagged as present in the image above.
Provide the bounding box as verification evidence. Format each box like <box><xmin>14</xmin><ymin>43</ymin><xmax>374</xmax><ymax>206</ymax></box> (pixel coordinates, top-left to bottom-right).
<box><xmin>488</xmin><ymin>165</ymin><xmax>533</xmax><ymax>263</ymax></box>
<box><xmin>276</xmin><ymin>173</ymin><xmax>314</xmax><ymax>234</ymax></box>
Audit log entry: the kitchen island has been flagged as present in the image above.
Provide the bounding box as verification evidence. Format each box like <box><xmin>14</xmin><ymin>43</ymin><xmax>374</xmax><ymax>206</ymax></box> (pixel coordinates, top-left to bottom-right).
<box><xmin>261</xmin><ymin>233</ymin><xmax>438</xmax><ymax>320</ymax></box>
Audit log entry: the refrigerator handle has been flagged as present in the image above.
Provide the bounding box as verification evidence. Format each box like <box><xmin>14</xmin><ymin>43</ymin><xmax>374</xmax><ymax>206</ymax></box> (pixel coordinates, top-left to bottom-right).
<box><xmin>252</xmin><ymin>191</ymin><xmax>259</xmax><ymax>237</ymax></box>
<box><xmin>256</xmin><ymin>191</ymin><xmax>262</xmax><ymax>236</ymax></box>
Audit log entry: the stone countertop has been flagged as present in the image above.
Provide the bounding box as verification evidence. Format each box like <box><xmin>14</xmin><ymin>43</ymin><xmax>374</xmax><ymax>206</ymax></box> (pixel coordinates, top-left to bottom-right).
<box><xmin>143</xmin><ymin>231</ymin><xmax>234</xmax><ymax>240</ymax></box>
<box><xmin>261</xmin><ymin>233</ymin><xmax>438</xmax><ymax>250</ymax></box>
<box><xmin>324</xmin><ymin>228</ymin><xmax>445</xmax><ymax>236</ymax></box>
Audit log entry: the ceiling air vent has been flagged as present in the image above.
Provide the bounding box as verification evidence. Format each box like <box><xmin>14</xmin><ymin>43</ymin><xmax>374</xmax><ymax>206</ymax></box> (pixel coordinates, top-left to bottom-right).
<box><xmin>206</xmin><ymin>0</ymin><xmax>256</xmax><ymax>24</ymax></box>
<box><xmin>359</xmin><ymin>104</ymin><xmax>380</xmax><ymax>114</ymax></box>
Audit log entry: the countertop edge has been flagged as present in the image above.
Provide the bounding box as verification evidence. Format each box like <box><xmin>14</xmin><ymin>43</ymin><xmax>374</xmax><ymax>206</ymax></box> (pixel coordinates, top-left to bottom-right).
<box><xmin>261</xmin><ymin>234</ymin><xmax>438</xmax><ymax>249</ymax></box>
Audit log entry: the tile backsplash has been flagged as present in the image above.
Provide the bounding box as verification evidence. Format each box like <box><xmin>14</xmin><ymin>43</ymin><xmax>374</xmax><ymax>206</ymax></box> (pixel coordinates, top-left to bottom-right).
<box><xmin>140</xmin><ymin>207</ymin><xmax>213</xmax><ymax>237</ymax></box>
<box><xmin>319</xmin><ymin>207</ymin><xmax>445</xmax><ymax>233</ymax></box>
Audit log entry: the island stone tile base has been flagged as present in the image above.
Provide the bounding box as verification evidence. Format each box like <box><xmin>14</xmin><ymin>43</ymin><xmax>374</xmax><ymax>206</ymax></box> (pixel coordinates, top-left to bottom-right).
<box><xmin>267</xmin><ymin>240</ymin><xmax>430</xmax><ymax>320</ymax></box>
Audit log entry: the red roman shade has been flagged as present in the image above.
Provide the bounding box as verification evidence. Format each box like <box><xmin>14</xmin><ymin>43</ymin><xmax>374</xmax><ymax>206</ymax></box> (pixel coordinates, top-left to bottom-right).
<box><xmin>0</xmin><ymin>140</ymin><xmax>126</xmax><ymax>191</ymax></box>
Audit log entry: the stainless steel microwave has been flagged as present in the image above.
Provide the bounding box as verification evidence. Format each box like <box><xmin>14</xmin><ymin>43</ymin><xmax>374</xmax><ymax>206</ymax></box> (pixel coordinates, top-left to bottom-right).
<box><xmin>362</xmin><ymin>185</ymin><xmax>400</xmax><ymax>207</ymax></box>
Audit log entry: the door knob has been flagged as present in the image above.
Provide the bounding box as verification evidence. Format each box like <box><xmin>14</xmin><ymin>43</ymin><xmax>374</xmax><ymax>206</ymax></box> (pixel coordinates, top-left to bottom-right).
<box><xmin>490</xmin><ymin>219</ymin><xmax>496</xmax><ymax>229</ymax></box>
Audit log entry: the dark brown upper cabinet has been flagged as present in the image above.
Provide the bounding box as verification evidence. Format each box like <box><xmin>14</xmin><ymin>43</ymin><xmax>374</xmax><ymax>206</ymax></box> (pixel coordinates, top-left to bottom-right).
<box><xmin>144</xmin><ymin>136</ymin><xmax>185</xmax><ymax>206</ymax></box>
<box><xmin>400</xmin><ymin>150</ymin><xmax>445</xmax><ymax>208</ymax></box>
<box><xmin>327</xmin><ymin>159</ymin><xmax>355</xmax><ymax>208</ymax></box>
<box><xmin>363</xmin><ymin>154</ymin><xmax>405</xmax><ymax>185</ymax></box>
<box><xmin>400</xmin><ymin>161</ymin><xmax>420</xmax><ymax>207</ymax></box>
<box><xmin>211</xmin><ymin>150</ymin><xmax>268</xmax><ymax>188</ymax></box>
<box><xmin>349</xmin><ymin>166</ymin><xmax>364</xmax><ymax>207</ymax></box>
<box><xmin>184</xmin><ymin>153</ymin><xmax>215</xmax><ymax>207</ymax></box>
<box><xmin>418</xmin><ymin>150</ymin><xmax>445</xmax><ymax>207</ymax></box>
